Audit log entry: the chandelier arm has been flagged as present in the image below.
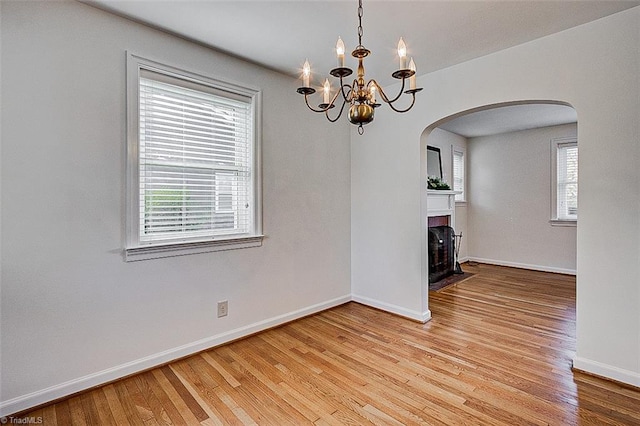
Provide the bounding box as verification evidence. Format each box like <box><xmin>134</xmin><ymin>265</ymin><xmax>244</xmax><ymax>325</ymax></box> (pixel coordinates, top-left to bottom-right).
<box><xmin>328</xmin><ymin>86</ymin><xmax>342</xmax><ymax>107</ymax></box>
<box><xmin>371</xmin><ymin>78</ymin><xmax>407</xmax><ymax>105</ymax></box>
<box><xmin>325</xmin><ymin>99</ymin><xmax>349</xmax><ymax>123</ymax></box>
<box><xmin>385</xmin><ymin>92</ymin><xmax>417</xmax><ymax>113</ymax></box>
<box><xmin>339</xmin><ymin>78</ymin><xmax>354</xmax><ymax>102</ymax></box>
<box><xmin>303</xmin><ymin>94</ymin><xmax>334</xmax><ymax>113</ymax></box>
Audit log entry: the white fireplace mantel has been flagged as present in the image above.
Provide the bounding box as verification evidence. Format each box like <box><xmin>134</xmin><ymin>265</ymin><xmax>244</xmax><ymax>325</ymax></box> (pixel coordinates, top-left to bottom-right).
<box><xmin>427</xmin><ymin>190</ymin><xmax>460</xmax><ymax>228</ymax></box>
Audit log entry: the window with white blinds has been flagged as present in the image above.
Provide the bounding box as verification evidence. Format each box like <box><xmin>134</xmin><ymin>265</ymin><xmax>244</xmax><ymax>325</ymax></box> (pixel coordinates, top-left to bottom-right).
<box><xmin>126</xmin><ymin>54</ymin><xmax>262</xmax><ymax>261</ymax></box>
<box><xmin>557</xmin><ymin>142</ymin><xmax>578</xmax><ymax>220</ymax></box>
<box><xmin>452</xmin><ymin>149</ymin><xmax>465</xmax><ymax>202</ymax></box>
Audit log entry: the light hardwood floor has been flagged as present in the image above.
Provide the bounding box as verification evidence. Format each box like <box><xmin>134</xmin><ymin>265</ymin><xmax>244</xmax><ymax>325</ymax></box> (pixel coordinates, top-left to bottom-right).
<box><xmin>18</xmin><ymin>263</ymin><xmax>640</xmax><ymax>425</ymax></box>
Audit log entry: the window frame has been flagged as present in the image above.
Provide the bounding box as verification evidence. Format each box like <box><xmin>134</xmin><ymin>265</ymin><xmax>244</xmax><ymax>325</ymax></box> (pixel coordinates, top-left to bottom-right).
<box><xmin>452</xmin><ymin>146</ymin><xmax>466</xmax><ymax>203</ymax></box>
<box><xmin>550</xmin><ymin>136</ymin><xmax>577</xmax><ymax>227</ymax></box>
<box><xmin>125</xmin><ymin>52</ymin><xmax>263</xmax><ymax>261</ymax></box>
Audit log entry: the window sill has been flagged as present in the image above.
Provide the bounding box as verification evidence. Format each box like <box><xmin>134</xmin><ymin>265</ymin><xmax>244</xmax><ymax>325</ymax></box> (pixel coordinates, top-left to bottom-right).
<box><xmin>125</xmin><ymin>235</ymin><xmax>264</xmax><ymax>262</ymax></box>
<box><xmin>549</xmin><ymin>219</ymin><xmax>577</xmax><ymax>227</ymax></box>
<box><xmin>455</xmin><ymin>201</ymin><xmax>467</xmax><ymax>206</ymax></box>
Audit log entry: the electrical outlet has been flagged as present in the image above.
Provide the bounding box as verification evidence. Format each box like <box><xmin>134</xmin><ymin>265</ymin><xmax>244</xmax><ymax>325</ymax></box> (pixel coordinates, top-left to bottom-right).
<box><xmin>217</xmin><ymin>300</ymin><xmax>228</xmax><ymax>318</ymax></box>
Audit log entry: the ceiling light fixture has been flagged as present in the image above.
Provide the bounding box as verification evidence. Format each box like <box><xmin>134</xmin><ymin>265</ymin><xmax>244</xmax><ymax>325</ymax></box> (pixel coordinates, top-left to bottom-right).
<box><xmin>296</xmin><ymin>0</ymin><xmax>423</xmax><ymax>134</ymax></box>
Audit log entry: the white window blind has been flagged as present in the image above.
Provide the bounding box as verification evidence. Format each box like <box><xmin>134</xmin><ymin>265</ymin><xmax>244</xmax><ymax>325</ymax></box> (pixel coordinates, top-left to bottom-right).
<box><xmin>557</xmin><ymin>142</ymin><xmax>578</xmax><ymax>220</ymax></box>
<box><xmin>138</xmin><ymin>70</ymin><xmax>253</xmax><ymax>243</ymax></box>
<box><xmin>126</xmin><ymin>54</ymin><xmax>262</xmax><ymax>261</ymax></box>
<box><xmin>453</xmin><ymin>149</ymin><xmax>465</xmax><ymax>201</ymax></box>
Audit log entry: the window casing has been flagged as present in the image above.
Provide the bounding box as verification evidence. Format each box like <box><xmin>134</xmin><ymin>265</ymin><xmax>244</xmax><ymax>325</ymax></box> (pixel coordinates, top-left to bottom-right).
<box><xmin>126</xmin><ymin>53</ymin><xmax>262</xmax><ymax>261</ymax></box>
<box><xmin>550</xmin><ymin>137</ymin><xmax>577</xmax><ymax>225</ymax></box>
<box><xmin>452</xmin><ymin>148</ymin><xmax>465</xmax><ymax>202</ymax></box>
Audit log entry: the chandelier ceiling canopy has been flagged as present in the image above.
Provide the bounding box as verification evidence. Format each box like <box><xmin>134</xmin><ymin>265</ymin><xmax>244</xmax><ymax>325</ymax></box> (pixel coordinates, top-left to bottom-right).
<box><xmin>296</xmin><ymin>0</ymin><xmax>422</xmax><ymax>134</ymax></box>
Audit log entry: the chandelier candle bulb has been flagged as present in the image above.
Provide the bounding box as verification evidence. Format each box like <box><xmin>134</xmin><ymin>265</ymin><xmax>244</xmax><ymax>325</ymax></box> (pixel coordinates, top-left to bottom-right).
<box><xmin>369</xmin><ymin>85</ymin><xmax>376</xmax><ymax>103</ymax></box>
<box><xmin>336</xmin><ymin>37</ymin><xmax>345</xmax><ymax>67</ymax></box>
<box><xmin>323</xmin><ymin>79</ymin><xmax>331</xmax><ymax>104</ymax></box>
<box><xmin>409</xmin><ymin>58</ymin><xmax>416</xmax><ymax>90</ymax></box>
<box><xmin>398</xmin><ymin>37</ymin><xmax>407</xmax><ymax>69</ymax></box>
<box><xmin>302</xmin><ymin>59</ymin><xmax>311</xmax><ymax>87</ymax></box>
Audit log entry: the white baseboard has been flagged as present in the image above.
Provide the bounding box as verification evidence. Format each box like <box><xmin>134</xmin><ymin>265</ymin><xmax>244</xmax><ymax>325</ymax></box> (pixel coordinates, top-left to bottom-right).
<box><xmin>573</xmin><ymin>356</ymin><xmax>640</xmax><ymax>388</ymax></box>
<box><xmin>0</xmin><ymin>295</ymin><xmax>351</xmax><ymax>417</ymax></box>
<box><xmin>467</xmin><ymin>257</ymin><xmax>576</xmax><ymax>275</ymax></box>
<box><xmin>351</xmin><ymin>294</ymin><xmax>431</xmax><ymax>323</ymax></box>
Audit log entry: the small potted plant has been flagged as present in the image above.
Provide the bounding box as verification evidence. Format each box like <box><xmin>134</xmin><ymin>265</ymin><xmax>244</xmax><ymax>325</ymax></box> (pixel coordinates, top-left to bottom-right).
<box><xmin>427</xmin><ymin>176</ymin><xmax>451</xmax><ymax>190</ymax></box>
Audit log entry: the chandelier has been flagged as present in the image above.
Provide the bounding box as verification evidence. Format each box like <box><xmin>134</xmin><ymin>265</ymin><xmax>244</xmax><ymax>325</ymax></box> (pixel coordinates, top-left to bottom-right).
<box><xmin>296</xmin><ymin>0</ymin><xmax>423</xmax><ymax>134</ymax></box>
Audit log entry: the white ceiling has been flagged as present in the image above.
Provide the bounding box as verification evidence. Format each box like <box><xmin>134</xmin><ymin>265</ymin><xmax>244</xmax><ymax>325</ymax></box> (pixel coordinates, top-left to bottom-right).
<box><xmin>85</xmin><ymin>0</ymin><xmax>638</xmax><ymax>87</ymax></box>
<box><xmin>83</xmin><ymin>0</ymin><xmax>634</xmax><ymax>134</ymax></box>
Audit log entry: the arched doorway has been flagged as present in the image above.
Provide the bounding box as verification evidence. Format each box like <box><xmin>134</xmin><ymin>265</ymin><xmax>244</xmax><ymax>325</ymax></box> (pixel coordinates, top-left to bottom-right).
<box><xmin>420</xmin><ymin>100</ymin><xmax>577</xmax><ymax>306</ymax></box>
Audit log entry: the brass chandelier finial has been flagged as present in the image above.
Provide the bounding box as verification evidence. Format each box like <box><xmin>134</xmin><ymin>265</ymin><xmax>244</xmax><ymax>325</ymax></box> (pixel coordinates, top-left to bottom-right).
<box><xmin>296</xmin><ymin>0</ymin><xmax>423</xmax><ymax>134</ymax></box>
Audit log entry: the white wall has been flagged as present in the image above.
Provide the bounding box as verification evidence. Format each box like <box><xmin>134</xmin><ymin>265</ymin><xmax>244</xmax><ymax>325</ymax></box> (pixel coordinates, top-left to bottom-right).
<box><xmin>425</xmin><ymin>128</ymin><xmax>468</xmax><ymax>261</ymax></box>
<box><xmin>0</xmin><ymin>0</ymin><xmax>351</xmax><ymax>414</ymax></box>
<box><xmin>467</xmin><ymin>123</ymin><xmax>577</xmax><ymax>273</ymax></box>
<box><xmin>351</xmin><ymin>6</ymin><xmax>640</xmax><ymax>387</ymax></box>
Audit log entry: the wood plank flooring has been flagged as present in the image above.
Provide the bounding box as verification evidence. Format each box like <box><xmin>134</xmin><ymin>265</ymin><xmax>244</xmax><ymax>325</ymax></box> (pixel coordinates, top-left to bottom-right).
<box><xmin>17</xmin><ymin>263</ymin><xmax>640</xmax><ymax>425</ymax></box>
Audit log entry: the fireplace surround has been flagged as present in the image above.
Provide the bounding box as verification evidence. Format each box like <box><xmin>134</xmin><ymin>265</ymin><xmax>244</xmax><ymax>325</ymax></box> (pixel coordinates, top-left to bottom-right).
<box><xmin>426</xmin><ymin>190</ymin><xmax>459</xmax><ymax>284</ymax></box>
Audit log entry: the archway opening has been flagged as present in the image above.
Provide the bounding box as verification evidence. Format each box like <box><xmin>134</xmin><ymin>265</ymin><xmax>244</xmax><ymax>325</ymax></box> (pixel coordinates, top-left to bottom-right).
<box><xmin>420</xmin><ymin>100</ymin><xmax>578</xmax><ymax>313</ymax></box>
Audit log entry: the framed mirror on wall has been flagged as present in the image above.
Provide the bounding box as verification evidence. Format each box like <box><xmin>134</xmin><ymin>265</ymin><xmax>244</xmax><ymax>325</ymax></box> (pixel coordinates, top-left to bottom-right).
<box><xmin>427</xmin><ymin>146</ymin><xmax>443</xmax><ymax>179</ymax></box>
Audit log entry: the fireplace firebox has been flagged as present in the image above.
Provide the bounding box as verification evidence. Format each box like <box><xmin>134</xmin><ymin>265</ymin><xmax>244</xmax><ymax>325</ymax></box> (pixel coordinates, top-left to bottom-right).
<box><xmin>428</xmin><ymin>225</ymin><xmax>455</xmax><ymax>283</ymax></box>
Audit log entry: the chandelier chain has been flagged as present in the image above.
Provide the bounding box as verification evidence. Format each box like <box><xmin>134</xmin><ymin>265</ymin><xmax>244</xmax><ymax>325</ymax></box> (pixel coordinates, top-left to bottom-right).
<box><xmin>357</xmin><ymin>0</ymin><xmax>364</xmax><ymax>47</ymax></box>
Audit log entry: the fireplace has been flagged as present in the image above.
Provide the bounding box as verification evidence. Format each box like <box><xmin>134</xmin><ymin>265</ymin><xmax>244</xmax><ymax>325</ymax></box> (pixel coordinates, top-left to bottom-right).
<box><xmin>426</xmin><ymin>190</ymin><xmax>459</xmax><ymax>283</ymax></box>
<box><xmin>428</xmin><ymin>225</ymin><xmax>455</xmax><ymax>283</ymax></box>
